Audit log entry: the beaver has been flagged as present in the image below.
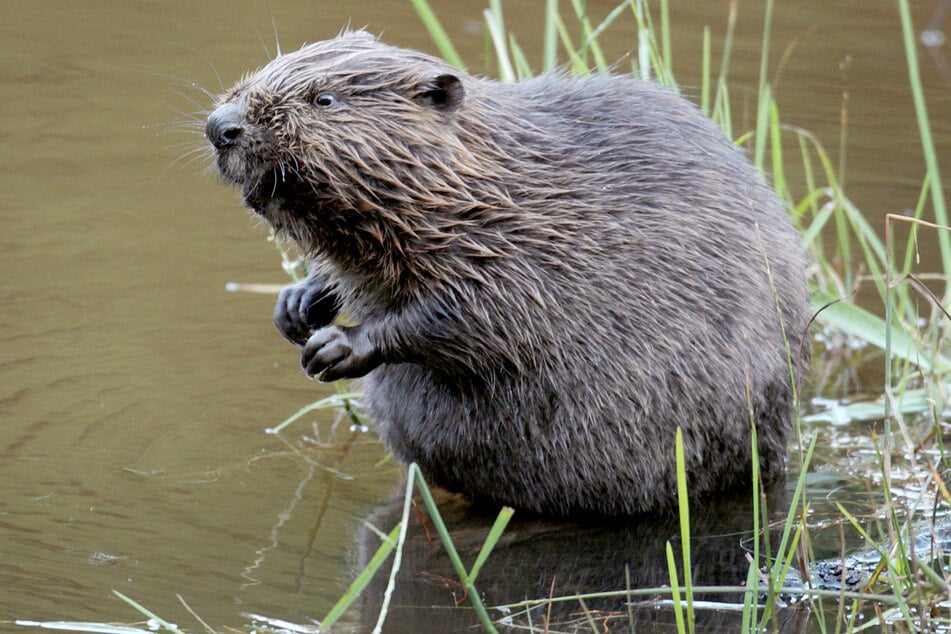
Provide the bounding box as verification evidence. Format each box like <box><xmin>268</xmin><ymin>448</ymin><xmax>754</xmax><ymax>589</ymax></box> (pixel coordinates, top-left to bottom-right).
<box><xmin>205</xmin><ymin>30</ymin><xmax>809</xmax><ymax>517</ymax></box>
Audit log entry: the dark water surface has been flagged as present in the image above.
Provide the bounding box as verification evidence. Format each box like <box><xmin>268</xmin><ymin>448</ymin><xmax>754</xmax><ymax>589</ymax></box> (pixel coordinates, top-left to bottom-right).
<box><xmin>2</xmin><ymin>1</ymin><xmax>949</xmax><ymax>631</ymax></box>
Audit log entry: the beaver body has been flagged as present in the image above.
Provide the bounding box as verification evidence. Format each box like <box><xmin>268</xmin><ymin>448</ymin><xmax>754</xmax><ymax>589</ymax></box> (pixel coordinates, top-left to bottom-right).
<box><xmin>206</xmin><ymin>31</ymin><xmax>809</xmax><ymax>516</ymax></box>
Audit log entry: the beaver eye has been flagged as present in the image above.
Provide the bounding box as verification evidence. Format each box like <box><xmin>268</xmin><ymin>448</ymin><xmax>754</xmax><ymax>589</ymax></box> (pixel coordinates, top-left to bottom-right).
<box><xmin>314</xmin><ymin>92</ymin><xmax>337</xmax><ymax>107</ymax></box>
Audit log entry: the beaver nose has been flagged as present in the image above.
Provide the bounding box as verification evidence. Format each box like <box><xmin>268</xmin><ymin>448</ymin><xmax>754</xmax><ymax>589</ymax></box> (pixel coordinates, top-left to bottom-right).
<box><xmin>205</xmin><ymin>103</ymin><xmax>245</xmax><ymax>149</ymax></box>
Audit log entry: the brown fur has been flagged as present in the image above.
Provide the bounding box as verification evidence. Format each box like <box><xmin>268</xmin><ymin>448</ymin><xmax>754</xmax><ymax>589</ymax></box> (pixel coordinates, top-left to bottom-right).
<box><xmin>205</xmin><ymin>31</ymin><xmax>810</xmax><ymax>516</ymax></box>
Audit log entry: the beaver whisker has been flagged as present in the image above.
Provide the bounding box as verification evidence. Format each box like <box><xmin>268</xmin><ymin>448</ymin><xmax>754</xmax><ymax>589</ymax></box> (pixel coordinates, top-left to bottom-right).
<box><xmin>168</xmin><ymin>143</ymin><xmax>213</xmax><ymax>168</ymax></box>
<box><xmin>158</xmin><ymin>135</ymin><xmax>216</xmax><ymax>180</ymax></box>
<box><xmin>149</xmin><ymin>113</ymin><xmax>208</xmax><ymax>132</ymax></box>
<box><xmin>164</xmin><ymin>47</ymin><xmax>226</xmax><ymax>94</ymax></box>
<box><xmin>281</xmin><ymin>153</ymin><xmax>327</xmax><ymax>201</ymax></box>
<box><xmin>162</xmin><ymin>126</ymin><xmax>210</xmax><ymax>136</ymax></box>
<box><xmin>241</xmin><ymin>171</ymin><xmax>268</xmax><ymax>207</ymax></box>
<box><xmin>283</xmin><ymin>149</ymin><xmax>302</xmax><ymax>176</ymax></box>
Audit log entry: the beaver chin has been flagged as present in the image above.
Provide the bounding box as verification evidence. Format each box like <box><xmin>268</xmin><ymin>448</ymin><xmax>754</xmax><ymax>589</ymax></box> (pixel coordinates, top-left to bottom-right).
<box><xmin>240</xmin><ymin>170</ymin><xmax>284</xmax><ymax>216</ymax></box>
<box><xmin>240</xmin><ymin>167</ymin><xmax>312</xmax><ymax>222</ymax></box>
<box><xmin>238</xmin><ymin>170</ymin><xmax>336</xmax><ymax>249</ymax></box>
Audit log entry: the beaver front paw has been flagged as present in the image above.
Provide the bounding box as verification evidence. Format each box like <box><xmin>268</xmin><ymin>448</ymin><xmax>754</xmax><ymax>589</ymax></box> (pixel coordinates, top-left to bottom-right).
<box><xmin>274</xmin><ymin>276</ymin><xmax>340</xmax><ymax>346</ymax></box>
<box><xmin>301</xmin><ymin>325</ymin><xmax>381</xmax><ymax>381</ymax></box>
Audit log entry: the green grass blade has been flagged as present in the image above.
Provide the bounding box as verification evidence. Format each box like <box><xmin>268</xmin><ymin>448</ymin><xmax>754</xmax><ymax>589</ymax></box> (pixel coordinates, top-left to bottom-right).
<box><xmin>584</xmin><ymin>2</ymin><xmax>630</xmax><ymax>59</ymax></box>
<box><xmin>14</xmin><ymin>623</ymin><xmax>155</xmax><ymax>634</ymax></box>
<box><xmin>542</xmin><ymin>0</ymin><xmax>558</xmax><ymax>72</ymax></box>
<box><xmin>111</xmin><ymin>593</ymin><xmax>185</xmax><ymax>634</ymax></box>
<box><xmin>901</xmin><ymin>174</ymin><xmax>933</xmax><ymax>275</ymax></box>
<box><xmin>412</xmin><ymin>465</ymin><xmax>500</xmax><ymax>633</ymax></box>
<box><xmin>674</xmin><ymin>427</ymin><xmax>695</xmax><ymax>633</ymax></box>
<box><xmin>897</xmin><ymin>0</ymin><xmax>951</xmax><ymax>289</ymax></box>
<box><xmin>628</xmin><ymin>0</ymin><xmax>675</xmax><ymax>86</ymax></box>
<box><xmin>716</xmin><ymin>80</ymin><xmax>732</xmax><ymax>139</ymax></box>
<box><xmin>410</xmin><ymin>0</ymin><xmax>466</xmax><ymax>70</ymax></box>
<box><xmin>753</xmin><ymin>84</ymin><xmax>771</xmax><ymax>172</ymax></box>
<box><xmin>569</xmin><ymin>0</ymin><xmax>608</xmax><ymax>71</ymax></box>
<box><xmin>372</xmin><ymin>465</ymin><xmax>420</xmax><ymax>633</ymax></box>
<box><xmin>769</xmin><ymin>100</ymin><xmax>787</xmax><ymax>201</ymax></box>
<box><xmin>712</xmin><ymin>0</ymin><xmax>738</xmax><ymax>119</ymax></box>
<box><xmin>553</xmin><ymin>12</ymin><xmax>588</xmax><ymax>75</ymax></box>
<box><xmin>795</xmin><ymin>135</ymin><xmax>820</xmax><ymax>223</ymax></box>
<box><xmin>321</xmin><ymin>522</ymin><xmax>401</xmax><ymax>628</ymax></box>
<box><xmin>468</xmin><ymin>507</ymin><xmax>515</xmax><ymax>584</ymax></box>
<box><xmin>748</xmin><ymin>395</ymin><xmax>766</xmax><ymax>630</ymax></box>
<box><xmin>484</xmin><ymin>2</ymin><xmax>515</xmax><ymax>82</ymax></box>
<box><xmin>587</xmin><ymin>1</ymin><xmax>629</xmax><ymax>42</ymax></box>
<box><xmin>665</xmin><ymin>541</ymin><xmax>687</xmax><ymax>634</ymax></box>
<box><xmin>756</xmin><ymin>0</ymin><xmax>774</xmax><ymax>110</ymax></box>
<box><xmin>659</xmin><ymin>0</ymin><xmax>671</xmax><ymax>79</ymax></box>
<box><xmin>812</xmin><ymin>292</ymin><xmax>951</xmax><ymax>373</ymax></box>
<box><xmin>741</xmin><ymin>562</ymin><xmax>758</xmax><ymax>633</ymax></box>
<box><xmin>701</xmin><ymin>26</ymin><xmax>711</xmax><ymax>117</ymax></box>
<box><xmin>266</xmin><ymin>392</ymin><xmax>362</xmax><ymax>434</ymax></box>
<box><xmin>508</xmin><ymin>36</ymin><xmax>533</xmax><ymax>79</ymax></box>
<box><xmin>836</xmin><ymin>503</ymin><xmax>917</xmax><ymax>628</ymax></box>
<box><xmin>796</xmin><ymin>190</ymin><xmax>835</xmax><ymax>250</ymax></box>
<box><xmin>771</xmin><ymin>434</ymin><xmax>816</xmax><ymax>571</ymax></box>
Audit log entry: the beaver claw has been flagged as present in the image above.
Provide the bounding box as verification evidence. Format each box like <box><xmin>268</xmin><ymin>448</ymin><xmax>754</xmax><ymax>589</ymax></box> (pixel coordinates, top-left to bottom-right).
<box><xmin>274</xmin><ymin>276</ymin><xmax>339</xmax><ymax>346</ymax></box>
<box><xmin>301</xmin><ymin>325</ymin><xmax>380</xmax><ymax>381</ymax></box>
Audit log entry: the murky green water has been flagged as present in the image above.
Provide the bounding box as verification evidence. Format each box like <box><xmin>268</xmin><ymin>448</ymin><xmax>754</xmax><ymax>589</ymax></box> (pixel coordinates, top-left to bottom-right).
<box><xmin>2</xmin><ymin>1</ymin><xmax>949</xmax><ymax>632</ymax></box>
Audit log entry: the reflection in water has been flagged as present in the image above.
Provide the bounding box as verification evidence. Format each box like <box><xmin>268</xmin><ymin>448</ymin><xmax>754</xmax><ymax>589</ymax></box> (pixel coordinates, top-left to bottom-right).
<box><xmin>922</xmin><ymin>0</ymin><xmax>951</xmax><ymax>47</ymax></box>
<box><xmin>923</xmin><ymin>0</ymin><xmax>951</xmax><ymax>83</ymax></box>
<box><xmin>349</xmin><ymin>485</ymin><xmax>811</xmax><ymax>633</ymax></box>
<box><xmin>239</xmin><ymin>459</ymin><xmax>320</xmax><ymax>592</ymax></box>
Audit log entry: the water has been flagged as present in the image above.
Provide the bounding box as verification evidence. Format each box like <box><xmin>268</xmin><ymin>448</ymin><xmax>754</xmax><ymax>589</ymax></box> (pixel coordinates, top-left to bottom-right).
<box><xmin>2</xmin><ymin>1</ymin><xmax>949</xmax><ymax>631</ymax></box>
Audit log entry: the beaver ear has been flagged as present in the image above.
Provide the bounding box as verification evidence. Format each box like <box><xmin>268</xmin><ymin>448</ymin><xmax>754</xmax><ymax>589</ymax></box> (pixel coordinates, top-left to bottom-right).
<box><xmin>414</xmin><ymin>74</ymin><xmax>464</xmax><ymax>112</ymax></box>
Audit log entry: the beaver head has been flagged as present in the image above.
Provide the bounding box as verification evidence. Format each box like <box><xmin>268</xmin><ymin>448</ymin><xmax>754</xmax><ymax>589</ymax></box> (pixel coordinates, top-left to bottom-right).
<box><xmin>204</xmin><ymin>31</ymin><xmax>506</xmax><ymax>279</ymax></box>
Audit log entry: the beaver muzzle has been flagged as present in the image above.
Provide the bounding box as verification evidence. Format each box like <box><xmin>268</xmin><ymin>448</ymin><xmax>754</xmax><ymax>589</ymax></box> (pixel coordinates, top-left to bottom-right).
<box><xmin>205</xmin><ymin>103</ymin><xmax>244</xmax><ymax>151</ymax></box>
<box><xmin>206</xmin><ymin>102</ymin><xmax>250</xmax><ymax>192</ymax></box>
<box><xmin>206</xmin><ymin>103</ymin><xmax>292</xmax><ymax>216</ymax></box>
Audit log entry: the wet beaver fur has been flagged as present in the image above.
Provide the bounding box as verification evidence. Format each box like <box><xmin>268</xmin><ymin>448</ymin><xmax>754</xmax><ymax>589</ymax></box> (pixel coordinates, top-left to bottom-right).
<box><xmin>205</xmin><ymin>31</ymin><xmax>809</xmax><ymax>516</ymax></box>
